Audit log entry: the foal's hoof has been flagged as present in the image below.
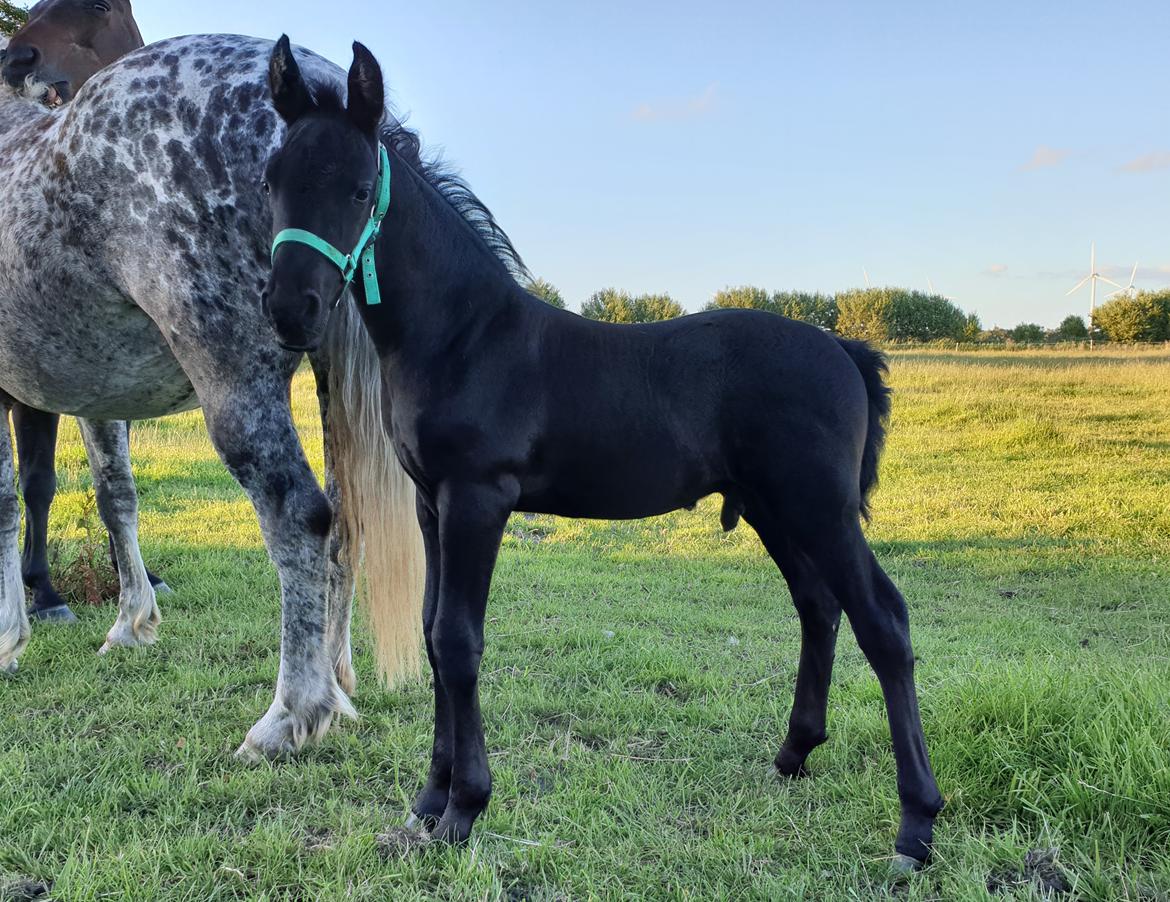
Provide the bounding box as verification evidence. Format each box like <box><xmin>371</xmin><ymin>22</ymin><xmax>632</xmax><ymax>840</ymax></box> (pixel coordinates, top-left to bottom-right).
<box><xmin>431</xmin><ymin>807</ymin><xmax>480</xmax><ymax>845</ymax></box>
<box><xmin>773</xmin><ymin>749</ymin><xmax>811</xmax><ymax>779</ymax></box>
<box><xmin>152</xmin><ymin>581</ymin><xmax>175</xmax><ymax>597</ymax></box>
<box><xmin>404</xmin><ymin>812</ymin><xmax>438</xmax><ymax>833</ymax></box>
<box><xmin>30</xmin><ymin>604</ymin><xmax>78</xmax><ymax>624</ymax></box>
<box><xmin>890</xmin><ymin>854</ymin><xmax>925</xmax><ymax>875</ymax></box>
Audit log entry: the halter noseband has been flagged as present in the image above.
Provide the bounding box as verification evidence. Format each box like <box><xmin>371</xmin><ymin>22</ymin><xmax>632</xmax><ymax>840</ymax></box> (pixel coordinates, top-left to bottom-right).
<box><xmin>270</xmin><ymin>143</ymin><xmax>392</xmax><ymax>307</ymax></box>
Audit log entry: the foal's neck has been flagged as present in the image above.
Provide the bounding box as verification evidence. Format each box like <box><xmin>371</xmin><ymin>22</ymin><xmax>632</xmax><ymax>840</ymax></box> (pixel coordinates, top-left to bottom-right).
<box><xmin>355</xmin><ymin>140</ymin><xmax>525</xmax><ymax>360</ymax></box>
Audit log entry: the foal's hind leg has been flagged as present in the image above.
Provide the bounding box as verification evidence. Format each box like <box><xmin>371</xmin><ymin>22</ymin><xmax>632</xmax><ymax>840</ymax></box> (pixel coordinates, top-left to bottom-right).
<box><xmin>77</xmin><ymin>419</ymin><xmax>160</xmax><ymax>652</ymax></box>
<box><xmin>748</xmin><ymin>520</ymin><xmax>843</xmax><ymax>777</ymax></box>
<box><xmin>12</xmin><ymin>404</ymin><xmax>75</xmax><ymax>622</ymax></box>
<box><xmin>802</xmin><ymin>517</ymin><xmax>943</xmax><ymax>866</ymax></box>
<box><xmin>0</xmin><ymin>409</ymin><xmax>31</xmax><ymax>673</ymax></box>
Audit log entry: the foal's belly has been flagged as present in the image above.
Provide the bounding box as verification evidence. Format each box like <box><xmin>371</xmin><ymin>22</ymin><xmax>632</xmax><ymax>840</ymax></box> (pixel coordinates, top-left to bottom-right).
<box><xmin>517</xmin><ymin>438</ymin><xmax>718</xmax><ymax>521</ymax></box>
<box><xmin>0</xmin><ymin>293</ymin><xmax>198</xmax><ymax>419</ymax></box>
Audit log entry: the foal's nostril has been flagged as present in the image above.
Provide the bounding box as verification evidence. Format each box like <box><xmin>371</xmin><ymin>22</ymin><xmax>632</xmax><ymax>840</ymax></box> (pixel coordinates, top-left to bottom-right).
<box><xmin>304</xmin><ymin>290</ymin><xmax>322</xmax><ymax>320</ymax></box>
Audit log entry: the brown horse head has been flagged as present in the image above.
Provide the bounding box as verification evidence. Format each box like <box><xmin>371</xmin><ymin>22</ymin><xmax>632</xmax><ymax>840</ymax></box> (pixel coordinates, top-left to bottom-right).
<box><xmin>1</xmin><ymin>0</ymin><xmax>143</xmax><ymax>106</ymax></box>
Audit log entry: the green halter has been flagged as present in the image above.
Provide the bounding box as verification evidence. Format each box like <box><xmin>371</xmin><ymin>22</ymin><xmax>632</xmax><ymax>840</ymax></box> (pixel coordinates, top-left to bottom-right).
<box><xmin>270</xmin><ymin>143</ymin><xmax>392</xmax><ymax>307</ymax></box>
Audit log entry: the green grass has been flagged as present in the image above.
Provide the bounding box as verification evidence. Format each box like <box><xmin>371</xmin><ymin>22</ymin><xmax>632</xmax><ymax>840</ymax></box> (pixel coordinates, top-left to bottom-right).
<box><xmin>2</xmin><ymin>349</ymin><xmax>1169</xmax><ymax>900</ymax></box>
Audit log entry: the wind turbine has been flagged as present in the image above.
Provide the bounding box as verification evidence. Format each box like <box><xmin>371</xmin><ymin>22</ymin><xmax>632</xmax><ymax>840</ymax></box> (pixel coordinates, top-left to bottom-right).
<box><xmin>1106</xmin><ymin>262</ymin><xmax>1139</xmax><ymax>299</ymax></box>
<box><xmin>927</xmin><ymin>277</ymin><xmax>957</xmax><ymax>302</ymax></box>
<box><xmin>863</xmin><ymin>268</ymin><xmax>872</xmax><ymax>288</ymax></box>
<box><xmin>1066</xmin><ymin>243</ymin><xmax>1120</xmax><ymax>348</ymax></box>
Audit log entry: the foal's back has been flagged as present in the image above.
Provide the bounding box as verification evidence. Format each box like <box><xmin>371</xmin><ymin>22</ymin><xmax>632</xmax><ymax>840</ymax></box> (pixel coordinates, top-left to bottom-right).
<box><xmin>496</xmin><ymin>300</ymin><xmax>871</xmax><ymax>520</ymax></box>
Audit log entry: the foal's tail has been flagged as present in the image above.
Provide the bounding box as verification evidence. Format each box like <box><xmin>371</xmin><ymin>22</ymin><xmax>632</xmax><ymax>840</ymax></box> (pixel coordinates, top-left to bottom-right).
<box><xmin>323</xmin><ymin>301</ymin><xmax>425</xmax><ymax>685</ymax></box>
<box><xmin>834</xmin><ymin>337</ymin><xmax>892</xmax><ymax>521</ymax></box>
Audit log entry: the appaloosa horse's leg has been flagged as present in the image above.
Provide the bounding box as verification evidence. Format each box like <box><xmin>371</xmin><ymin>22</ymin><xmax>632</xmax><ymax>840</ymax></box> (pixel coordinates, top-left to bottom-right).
<box><xmin>427</xmin><ymin>482</ymin><xmax>515</xmax><ymax>843</ymax></box>
<box><xmin>77</xmin><ymin>419</ymin><xmax>160</xmax><ymax>652</ymax></box>
<box><xmin>0</xmin><ymin>408</ymin><xmax>31</xmax><ymax>673</ymax></box>
<box><xmin>192</xmin><ymin>374</ymin><xmax>353</xmax><ymax>760</ymax></box>
<box><xmin>12</xmin><ymin>403</ymin><xmax>75</xmax><ymax>622</ymax></box>
<box><xmin>103</xmin><ymin>422</ymin><xmax>170</xmax><ymax>596</ymax></box>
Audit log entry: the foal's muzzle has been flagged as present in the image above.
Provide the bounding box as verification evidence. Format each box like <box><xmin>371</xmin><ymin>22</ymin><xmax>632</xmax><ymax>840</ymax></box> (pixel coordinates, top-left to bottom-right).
<box><xmin>261</xmin><ymin>276</ymin><xmax>329</xmax><ymax>353</ymax></box>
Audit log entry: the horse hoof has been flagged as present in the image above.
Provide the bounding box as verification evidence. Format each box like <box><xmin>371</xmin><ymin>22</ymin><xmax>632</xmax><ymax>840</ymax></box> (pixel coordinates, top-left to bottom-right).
<box><xmin>404</xmin><ymin>812</ymin><xmax>434</xmax><ymax>833</ymax></box>
<box><xmin>891</xmin><ymin>854</ymin><xmax>925</xmax><ymax>874</ymax></box>
<box><xmin>30</xmin><ymin>604</ymin><xmax>78</xmax><ymax>624</ymax></box>
<box><xmin>153</xmin><ymin>582</ymin><xmax>175</xmax><ymax>596</ymax></box>
<box><xmin>235</xmin><ymin>741</ymin><xmax>278</xmax><ymax>764</ymax></box>
<box><xmin>2</xmin><ymin>661</ymin><xmax>16</xmax><ymax>676</ymax></box>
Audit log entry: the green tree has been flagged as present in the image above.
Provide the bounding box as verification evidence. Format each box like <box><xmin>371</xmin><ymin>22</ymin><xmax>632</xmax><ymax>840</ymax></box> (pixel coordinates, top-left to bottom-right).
<box><xmin>836</xmin><ymin>287</ymin><xmax>894</xmax><ymax>341</ymax></box>
<box><xmin>634</xmin><ymin>293</ymin><xmax>684</xmax><ymax>322</ymax></box>
<box><xmin>962</xmin><ymin>313</ymin><xmax>982</xmax><ymax>342</ymax></box>
<box><xmin>581</xmin><ymin>288</ymin><xmax>636</xmax><ymax>323</ymax></box>
<box><xmin>1093</xmin><ymin>291</ymin><xmax>1170</xmax><ymax>343</ymax></box>
<box><xmin>707</xmin><ymin>287</ymin><xmax>837</xmax><ymax>330</ymax></box>
<box><xmin>837</xmin><ymin>288</ymin><xmax>967</xmax><ymax>343</ymax></box>
<box><xmin>1010</xmin><ymin>323</ymin><xmax>1045</xmax><ymax>344</ymax></box>
<box><xmin>581</xmin><ymin>289</ymin><xmax>683</xmax><ymax>324</ymax></box>
<box><xmin>774</xmin><ymin>291</ymin><xmax>838</xmax><ymax>331</ymax></box>
<box><xmin>1056</xmin><ymin>315</ymin><xmax>1088</xmax><ymax>340</ymax></box>
<box><xmin>526</xmin><ymin>278</ymin><xmax>565</xmax><ymax>309</ymax></box>
<box><xmin>0</xmin><ymin>1</ymin><xmax>28</xmax><ymax>36</ymax></box>
<box><xmin>707</xmin><ymin>285</ymin><xmax>775</xmax><ymax>313</ymax></box>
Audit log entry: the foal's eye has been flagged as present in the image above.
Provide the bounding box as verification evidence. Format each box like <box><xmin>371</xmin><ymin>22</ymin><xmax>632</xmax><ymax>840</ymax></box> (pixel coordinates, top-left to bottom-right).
<box><xmin>354</xmin><ymin>187</ymin><xmax>372</xmax><ymax>205</ymax></box>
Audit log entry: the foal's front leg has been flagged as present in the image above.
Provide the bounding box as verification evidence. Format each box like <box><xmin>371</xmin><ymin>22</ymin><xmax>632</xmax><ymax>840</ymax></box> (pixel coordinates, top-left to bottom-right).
<box><xmin>427</xmin><ymin>481</ymin><xmax>515</xmax><ymax>843</ymax></box>
<box><xmin>408</xmin><ymin>494</ymin><xmax>452</xmax><ymax>830</ymax></box>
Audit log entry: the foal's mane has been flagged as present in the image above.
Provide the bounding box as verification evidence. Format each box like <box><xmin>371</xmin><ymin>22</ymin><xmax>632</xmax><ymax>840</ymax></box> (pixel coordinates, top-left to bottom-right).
<box><xmin>312</xmin><ymin>84</ymin><xmax>531</xmax><ymax>285</ymax></box>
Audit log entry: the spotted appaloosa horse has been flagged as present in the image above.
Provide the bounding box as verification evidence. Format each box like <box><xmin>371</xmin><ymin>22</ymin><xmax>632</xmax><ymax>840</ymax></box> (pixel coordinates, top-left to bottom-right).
<box><xmin>0</xmin><ymin>34</ymin><xmax>424</xmax><ymax>759</ymax></box>
<box><xmin>2</xmin><ymin>0</ymin><xmax>169</xmax><ymax>624</ymax></box>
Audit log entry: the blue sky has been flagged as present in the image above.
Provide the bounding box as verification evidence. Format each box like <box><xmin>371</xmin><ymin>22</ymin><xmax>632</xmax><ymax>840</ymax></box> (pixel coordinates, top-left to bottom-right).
<box><xmin>137</xmin><ymin>1</ymin><xmax>1170</xmax><ymax>327</ymax></box>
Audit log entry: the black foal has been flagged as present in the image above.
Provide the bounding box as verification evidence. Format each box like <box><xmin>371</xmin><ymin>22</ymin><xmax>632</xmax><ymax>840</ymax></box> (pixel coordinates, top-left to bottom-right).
<box><xmin>260</xmin><ymin>38</ymin><xmax>944</xmax><ymax>867</ymax></box>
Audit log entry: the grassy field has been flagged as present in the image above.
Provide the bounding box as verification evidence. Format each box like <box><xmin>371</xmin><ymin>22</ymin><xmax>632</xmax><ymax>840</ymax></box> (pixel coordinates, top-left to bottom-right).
<box><xmin>1</xmin><ymin>349</ymin><xmax>1168</xmax><ymax>901</ymax></box>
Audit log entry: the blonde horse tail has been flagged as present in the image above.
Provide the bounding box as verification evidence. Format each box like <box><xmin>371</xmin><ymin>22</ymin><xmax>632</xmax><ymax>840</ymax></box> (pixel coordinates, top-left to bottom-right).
<box><xmin>324</xmin><ymin>300</ymin><xmax>425</xmax><ymax>686</ymax></box>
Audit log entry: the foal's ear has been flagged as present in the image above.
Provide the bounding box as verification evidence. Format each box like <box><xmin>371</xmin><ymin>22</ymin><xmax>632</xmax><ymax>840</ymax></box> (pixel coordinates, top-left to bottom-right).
<box><xmin>347</xmin><ymin>42</ymin><xmax>385</xmax><ymax>134</ymax></box>
<box><xmin>269</xmin><ymin>35</ymin><xmax>314</xmax><ymax>124</ymax></box>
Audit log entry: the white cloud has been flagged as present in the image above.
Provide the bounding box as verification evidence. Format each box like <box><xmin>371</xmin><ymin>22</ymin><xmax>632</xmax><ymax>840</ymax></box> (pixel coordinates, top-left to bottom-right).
<box><xmin>1020</xmin><ymin>145</ymin><xmax>1069</xmax><ymax>171</ymax></box>
<box><xmin>632</xmin><ymin>83</ymin><xmax>718</xmax><ymax>124</ymax></box>
<box><xmin>1118</xmin><ymin>152</ymin><xmax>1170</xmax><ymax>174</ymax></box>
<box><xmin>986</xmin><ymin>263</ymin><xmax>1009</xmax><ymax>275</ymax></box>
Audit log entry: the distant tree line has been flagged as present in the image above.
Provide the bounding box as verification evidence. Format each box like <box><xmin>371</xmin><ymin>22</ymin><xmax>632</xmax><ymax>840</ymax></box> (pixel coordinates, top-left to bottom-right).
<box><xmin>1091</xmin><ymin>290</ymin><xmax>1170</xmax><ymax>343</ymax></box>
<box><xmin>525</xmin><ymin>277</ymin><xmax>1170</xmax><ymax>346</ymax></box>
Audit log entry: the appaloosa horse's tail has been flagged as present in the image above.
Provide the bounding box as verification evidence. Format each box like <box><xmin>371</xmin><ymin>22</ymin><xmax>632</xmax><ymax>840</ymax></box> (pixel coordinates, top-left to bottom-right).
<box><xmin>834</xmin><ymin>337</ymin><xmax>892</xmax><ymax>520</ymax></box>
<box><xmin>324</xmin><ymin>300</ymin><xmax>425</xmax><ymax>685</ymax></box>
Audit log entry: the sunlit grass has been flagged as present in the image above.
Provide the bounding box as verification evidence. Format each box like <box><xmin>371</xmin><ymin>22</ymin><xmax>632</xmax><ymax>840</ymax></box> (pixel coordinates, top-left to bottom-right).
<box><xmin>1</xmin><ymin>350</ymin><xmax>1168</xmax><ymax>900</ymax></box>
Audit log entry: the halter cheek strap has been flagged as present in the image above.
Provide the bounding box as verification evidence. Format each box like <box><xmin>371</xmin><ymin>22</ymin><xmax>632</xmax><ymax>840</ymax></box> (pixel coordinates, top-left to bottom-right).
<box><xmin>270</xmin><ymin>143</ymin><xmax>392</xmax><ymax>307</ymax></box>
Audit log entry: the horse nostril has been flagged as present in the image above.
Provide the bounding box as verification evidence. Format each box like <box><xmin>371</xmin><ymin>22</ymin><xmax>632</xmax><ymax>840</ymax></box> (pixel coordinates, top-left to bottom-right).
<box><xmin>304</xmin><ymin>290</ymin><xmax>322</xmax><ymax>319</ymax></box>
<box><xmin>4</xmin><ymin>44</ymin><xmax>39</xmax><ymax>73</ymax></box>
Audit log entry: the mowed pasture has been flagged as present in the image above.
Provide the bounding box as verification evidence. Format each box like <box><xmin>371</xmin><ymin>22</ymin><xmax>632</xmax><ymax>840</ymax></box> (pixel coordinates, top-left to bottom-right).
<box><xmin>2</xmin><ymin>349</ymin><xmax>1168</xmax><ymax>901</ymax></box>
